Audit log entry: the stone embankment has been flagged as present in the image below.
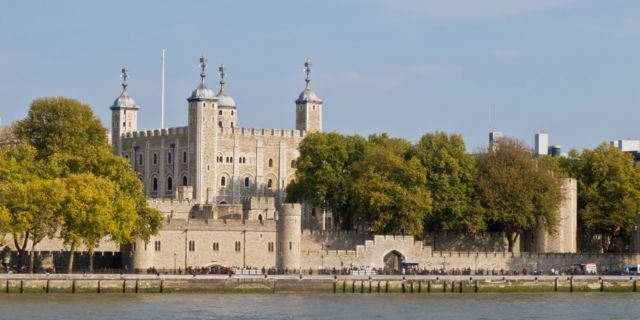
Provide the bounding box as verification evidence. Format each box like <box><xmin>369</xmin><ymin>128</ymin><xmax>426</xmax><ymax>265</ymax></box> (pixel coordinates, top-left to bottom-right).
<box><xmin>0</xmin><ymin>274</ymin><xmax>639</xmax><ymax>294</ymax></box>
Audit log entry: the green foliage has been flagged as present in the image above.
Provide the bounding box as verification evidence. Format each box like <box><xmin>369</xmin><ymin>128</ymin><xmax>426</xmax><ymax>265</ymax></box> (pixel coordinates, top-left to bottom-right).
<box><xmin>569</xmin><ymin>143</ymin><xmax>640</xmax><ymax>252</ymax></box>
<box><xmin>0</xmin><ymin>96</ymin><xmax>162</xmax><ymax>272</ymax></box>
<box><xmin>350</xmin><ymin>134</ymin><xmax>432</xmax><ymax>235</ymax></box>
<box><xmin>414</xmin><ymin>132</ymin><xmax>484</xmax><ymax>234</ymax></box>
<box><xmin>475</xmin><ymin>137</ymin><xmax>562</xmax><ymax>251</ymax></box>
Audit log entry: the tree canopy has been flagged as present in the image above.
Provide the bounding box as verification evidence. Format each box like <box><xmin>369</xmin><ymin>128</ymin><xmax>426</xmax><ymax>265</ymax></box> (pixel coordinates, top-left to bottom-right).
<box><xmin>475</xmin><ymin>137</ymin><xmax>562</xmax><ymax>251</ymax></box>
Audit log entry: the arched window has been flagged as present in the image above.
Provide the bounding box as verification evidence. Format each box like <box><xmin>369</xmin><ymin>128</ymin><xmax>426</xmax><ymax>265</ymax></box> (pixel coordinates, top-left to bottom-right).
<box><xmin>231</xmin><ymin>122</ymin><xmax>234</xmax><ymax>128</ymax></box>
<box><xmin>182</xmin><ymin>175</ymin><xmax>188</xmax><ymax>186</ymax></box>
<box><xmin>244</xmin><ymin>177</ymin><xmax>250</xmax><ymax>187</ymax></box>
<box><xmin>138</xmin><ymin>154</ymin><xmax>143</xmax><ymax>166</ymax></box>
<box><xmin>291</xmin><ymin>160</ymin><xmax>296</xmax><ymax>168</ymax></box>
<box><xmin>153</xmin><ymin>153</ymin><xmax>157</xmax><ymax>165</ymax></box>
<box><xmin>152</xmin><ymin>177</ymin><xmax>158</xmax><ymax>191</ymax></box>
<box><xmin>268</xmin><ymin>159</ymin><xmax>273</xmax><ymax>167</ymax></box>
<box><xmin>218</xmin><ymin>121</ymin><xmax>223</xmax><ymax>128</ymax></box>
<box><xmin>267</xmin><ymin>179</ymin><xmax>273</xmax><ymax>189</ymax></box>
<box><xmin>167</xmin><ymin>176</ymin><xmax>173</xmax><ymax>190</ymax></box>
<box><xmin>182</xmin><ymin>151</ymin><xmax>187</xmax><ymax>163</ymax></box>
<box><xmin>221</xmin><ymin>176</ymin><xmax>226</xmax><ymax>187</ymax></box>
<box><xmin>219</xmin><ymin>110</ymin><xmax>223</xmax><ymax>115</ymax></box>
<box><xmin>167</xmin><ymin>152</ymin><xmax>172</xmax><ymax>164</ymax></box>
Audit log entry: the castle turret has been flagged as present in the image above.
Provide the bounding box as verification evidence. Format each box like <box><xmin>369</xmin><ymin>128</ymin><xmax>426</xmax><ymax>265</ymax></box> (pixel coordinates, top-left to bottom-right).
<box><xmin>110</xmin><ymin>66</ymin><xmax>138</xmax><ymax>154</ymax></box>
<box><xmin>295</xmin><ymin>60</ymin><xmax>323</xmax><ymax>132</ymax></box>
<box><xmin>187</xmin><ymin>55</ymin><xmax>219</xmax><ymax>204</ymax></box>
<box><xmin>277</xmin><ymin>203</ymin><xmax>301</xmax><ymax>270</ymax></box>
<box><xmin>216</xmin><ymin>64</ymin><xmax>238</xmax><ymax>129</ymax></box>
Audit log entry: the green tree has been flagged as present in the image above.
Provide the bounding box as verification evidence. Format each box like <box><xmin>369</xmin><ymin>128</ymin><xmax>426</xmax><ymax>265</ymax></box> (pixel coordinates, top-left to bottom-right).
<box><xmin>286</xmin><ymin>132</ymin><xmax>367</xmax><ymax>229</ymax></box>
<box><xmin>475</xmin><ymin>137</ymin><xmax>562</xmax><ymax>252</ymax></box>
<box><xmin>350</xmin><ymin>134</ymin><xmax>432</xmax><ymax>235</ymax></box>
<box><xmin>414</xmin><ymin>132</ymin><xmax>484</xmax><ymax>237</ymax></box>
<box><xmin>61</xmin><ymin>173</ymin><xmax>117</xmax><ymax>273</ymax></box>
<box><xmin>571</xmin><ymin>144</ymin><xmax>640</xmax><ymax>252</ymax></box>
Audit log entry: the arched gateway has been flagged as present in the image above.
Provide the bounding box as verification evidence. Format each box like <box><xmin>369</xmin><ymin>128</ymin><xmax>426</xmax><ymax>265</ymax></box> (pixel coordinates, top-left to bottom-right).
<box><xmin>383</xmin><ymin>250</ymin><xmax>405</xmax><ymax>273</ymax></box>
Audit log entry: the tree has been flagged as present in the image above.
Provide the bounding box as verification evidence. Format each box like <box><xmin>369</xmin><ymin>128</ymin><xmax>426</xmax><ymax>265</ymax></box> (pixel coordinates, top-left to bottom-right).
<box><xmin>414</xmin><ymin>132</ymin><xmax>484</xmax><ymax>237</ymax></box>
<box><xmin>9</xmin><ymin>97</ymin><xmax>162</xmax><ymax>271</ymax></box>
<box><xmin>61</xmin><ymin>173</ymin><xmax>117</xmax><ymax>273</ymax></box>
<box><xmin>0</xmin><ymin>142</ymin><xmax>64</xmax><ymax>272</ymax></box>
<box><xmin>475</xmin><ymin>137</ymin><xmax>562</xmax><ymax>252</ymax></box>
<box><xmin>571</xmin><ymin>143</ymin><xmax>640</xmax><ymax>252</ymax></box>
<box><xmin>15</xmin><ymin>97</ymin><xmax>108</xmax><ymax>161</ymax></box>
<box><xmin>350</xmin><ymin>135</ymin><xmax>432</xmax><ymax>235</ymax></box>
<box><xmin>286</xmin><ymin>132</ymin><xmax>367</xmax><ymax>229</ymax></box>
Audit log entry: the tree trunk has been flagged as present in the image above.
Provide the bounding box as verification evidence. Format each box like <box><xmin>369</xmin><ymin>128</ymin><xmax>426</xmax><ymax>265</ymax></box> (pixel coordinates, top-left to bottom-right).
<box><xmin>67</xmin><ymin>242</ymin><xmax>76</xmax><ymax>274</ymax></box>
<box><xmin>14</xmin><ymin>232</ymin><xmax>29</xmax><ymax>272</ymax></box>
<box><xmin>88</xmin><ymin>248</ymin><xmax>94</xmax><ymax>273</ymax></box>
<box><xmin>506</xmin><ymin>232</ymin><xmax>519</xmax><ymax>252</ymax></box>
<box><xmin>29</xmin><ymin>242</ymin><xmax>37</xmax><ymax>274</ymax></box>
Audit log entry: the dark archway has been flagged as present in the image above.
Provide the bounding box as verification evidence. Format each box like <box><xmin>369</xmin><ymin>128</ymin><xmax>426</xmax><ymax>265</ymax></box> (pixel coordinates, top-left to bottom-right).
<box><xmin>383</xmin><ymin>250</ymin><xmax>405</xmax><ymax>273</ymax></box>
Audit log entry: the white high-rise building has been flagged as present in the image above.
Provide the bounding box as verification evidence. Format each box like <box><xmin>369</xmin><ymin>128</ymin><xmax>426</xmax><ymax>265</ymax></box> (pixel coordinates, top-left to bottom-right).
<box><xmin>535</xmin><ymin>132</ymin><xmax>549</xmax><ymax>157</ymax></box>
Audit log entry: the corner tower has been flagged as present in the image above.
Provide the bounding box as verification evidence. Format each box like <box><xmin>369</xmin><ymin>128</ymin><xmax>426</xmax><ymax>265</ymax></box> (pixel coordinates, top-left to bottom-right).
<box><xmin>110</xmin><ymin>66</ymin><xmax>138</xmax><ymax>154</ymax></box>
<box><xmin>216</xmin><ymin>64</ymin><xmax>238</xmax><ymax>129</ymax></box>
<box><xmin>295</xmin><ymin>60</ymin><xmax>323</xmax><ymax>132</ymax></box>
<box><xmin>187</xmin><ymin>55</ymin><xmax>218</xmax><ymax>204</ymax></box>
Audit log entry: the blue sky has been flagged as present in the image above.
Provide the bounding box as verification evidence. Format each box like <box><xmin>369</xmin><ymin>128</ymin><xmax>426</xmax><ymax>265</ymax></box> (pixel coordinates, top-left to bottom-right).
<box><xmin>1</xmin><ymin>0</ymin><xmax>639</xmax><ymax>151</ymax></box>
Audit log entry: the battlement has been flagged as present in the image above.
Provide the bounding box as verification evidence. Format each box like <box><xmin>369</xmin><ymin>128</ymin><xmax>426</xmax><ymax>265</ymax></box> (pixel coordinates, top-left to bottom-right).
<box><xmin>242</xmin><ymin>196</ymin><xmax>275</xmax><ymax>210</ymax></box>
<box><xmin>123</xmin><ymin>126</ymin><xmax>188</xmax><ymax>139</ymax></box>
<box><xmin>218</xmin><ymin>127</ymin><xmax>305</xmax><ymax>138</ymax></box>
<box><xmin>148</xmin><ymin>197</ymin><xmax>195</xmax><ymax>207</ymax></box>
<box><xmin>163</xmin><ymin>217</ymin><xmax>277</xmax><ymax>231</ymax></box>
<box><xmin>302</xmin><ymin>249</ymin><xmax>358</xmax><ymax>258</ymax></box>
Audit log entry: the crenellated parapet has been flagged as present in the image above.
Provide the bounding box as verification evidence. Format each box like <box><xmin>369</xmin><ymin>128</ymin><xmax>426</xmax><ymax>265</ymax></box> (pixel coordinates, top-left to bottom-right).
<box><xmin>124</xmin><ymin>126</ymin><xmax>188</xmax><ymax>139</ymax></box>
<box><xmin>218</xmin><ymin>127</ymin><xmax>305</xmax><ymax>138</ymax></box>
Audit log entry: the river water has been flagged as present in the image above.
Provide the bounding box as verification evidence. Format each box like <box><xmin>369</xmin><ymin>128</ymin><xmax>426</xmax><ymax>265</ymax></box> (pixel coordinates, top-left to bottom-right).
<box><xmin>0</xmin><ymin>293</ymin><xmax>638</xmax><ymax>319</ymax></box>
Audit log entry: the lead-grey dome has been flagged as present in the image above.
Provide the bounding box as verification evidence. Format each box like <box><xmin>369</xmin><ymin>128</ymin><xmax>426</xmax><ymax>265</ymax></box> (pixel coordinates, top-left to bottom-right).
<box><xmin>111</xmin><ymin>90</ymin><xmax>138</xmax><ymax>109</ymax></box>
<box><xmin>217</xmin><ymin>91</ymin><xmax>236</xmax><ymax>108</ymax></box>
<box><xmin>296</xmin><ymin>88</ymin><xmax>322</xmax><ymax>103</ymax></box>
<box><xmin>190</xmin><ymin>82</ymin><xmax>216</xmax><ymax>100</ymax></box>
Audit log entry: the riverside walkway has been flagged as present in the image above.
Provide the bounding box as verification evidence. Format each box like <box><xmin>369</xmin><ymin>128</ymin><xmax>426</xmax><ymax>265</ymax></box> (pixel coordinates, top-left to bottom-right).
<box><xmin>0</xmin><ymin>274</ymin><xmax>638</xmax><ymax>294</ymax></box>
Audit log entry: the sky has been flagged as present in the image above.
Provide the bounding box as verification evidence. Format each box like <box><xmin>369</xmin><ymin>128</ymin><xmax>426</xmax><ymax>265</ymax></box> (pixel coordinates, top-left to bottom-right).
<box><xmin>1</xmin><ymin>0</ymin><xmax>639</xmax><ymax>152</ymax></box>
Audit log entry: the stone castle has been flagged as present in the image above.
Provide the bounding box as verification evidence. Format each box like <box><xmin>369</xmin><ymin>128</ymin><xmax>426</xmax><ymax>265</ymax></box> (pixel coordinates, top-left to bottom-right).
<box><xmin>104</xmin><ymin>56</ymin><xmax>595</xmax><ymax>273</ymax></box>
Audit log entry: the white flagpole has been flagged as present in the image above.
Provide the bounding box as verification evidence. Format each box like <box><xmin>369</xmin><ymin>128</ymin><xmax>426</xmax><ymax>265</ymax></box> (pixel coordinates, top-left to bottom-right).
<box><xmin>161</xmin><ymin>49</ymin><xmax>165</xmax><ymax>129</ymax></box>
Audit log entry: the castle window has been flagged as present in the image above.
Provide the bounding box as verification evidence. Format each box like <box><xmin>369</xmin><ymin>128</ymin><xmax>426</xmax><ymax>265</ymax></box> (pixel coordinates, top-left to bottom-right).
<box><xmin>289</xmin><ymin>241</ymin><xmax>292</xmax><ymax>251</ymax></box>
<box><xmin>123</xmin><ymin>122</ymin><xmax>126</xmax><ymax>127</ymax></box>
<box><xmin>167</xmin><ymin>152</ymin><xmax>173</xmax><ymax>164</ymax></box>
<box><xmin>188</xmin><ymin>240</ymin><xmax>195</xmax><ymax>252</ymax></box>
<box><xmin>182</xmin><ymin>175</ymin><xmax>188</xmax><ymax>186</ymax></box>
<box><xmin>182</xmin><ymin>151</ymin><xmax>187</xmax><ymax>163</ymax></box>
<box><xmin>221</xmin><ymin>176</ymin><xmax>226</xmax><ymax>187</ymax></box>
<box><xmin>219</xmin><ymin>110</ymin><xmax>223</xmax><ymax>115</ymax></box>
<box><xmin>267</xmin><ymin>179</ymin><xmax>273</xmax><ymax>189</ymax></box>
<box><xmin>213</xmin><ymin>242</ymin><xmax>219</xmax><ymax>252</ymax></box>
<box><xmin>138</xmin><ymin>154</ymin><xmax>143</xmax><ymax>166</ymax></box>
<box><xmin>218</xmin><ymin>121</ymin><xmax>223</xmax><ymax>128</ymax></box>
<box><xmin>313</xmin><ymin>105</ymin><xmax>316</xmax><ymax>110</ymax></box>
<box><xmin>291</xmin><ymin>160</ymin><xmax>296</xmax><ymax>168</ymax></box>
<box><xmin>231</xmin><ymin>110</ymin><xmax>234</xmax><ymax>116</ymax></box>
<box><xmin>268</xmin><ymin>242</ymin><xmax>274</xmax><ymax>253</ymax></box>
<box><xmin>167</xmin><ymin>176</ymin><xmax>173</xmax><ymax>191</ymax></box>
<box><xmin>131</xmin><ymin>242</ymin><xmax>136</xmax><ymax>252</ymax></box>
<box><xmin>154</xmin><ymin>240</ymin><xmax>161</xmax><ymax>252</ymax></box>
<box><xmin>231</xmin><ymin>122</ymin><xmax>234</xmax><ymax>128</ymax></box>
<box><xmin>268</xmin><ymin>159</ymin><xmax>273</xmax><ymax>167</ymax></box>
<box><xmin>244</xmin><ymin>177</ymin><xmax>250</xmax><ymax>187</ymax></box>
<box><xmin>153</xmin><ymin>153</ymin><xmax>157</xmax><ymax>165</ymax></box>
<box><xmin>152</xmin><ymin>177</ymin><xmax>158</xmax><ymax>192</ymax></box>
<box><xmin>234</xmin><ymin>241</ymin><xmax>241</xmax><ymax>252</ymax></box>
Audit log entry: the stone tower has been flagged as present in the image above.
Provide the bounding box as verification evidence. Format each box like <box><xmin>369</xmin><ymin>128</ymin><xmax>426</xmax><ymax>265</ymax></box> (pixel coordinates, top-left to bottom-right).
<box><xmin>277</xmin><ymin>203</ymin><xmax>302</xmax><ymax>270</ymax></box>
<box><xmin>215</xmin><ymin>64</ymin><xmax>237</xmax><ymax>129</ymax></box>
<box><xmin>110</xmin><ymin>66</ymin><xmax>138</xmax><ymax>154</ymax></box>
<box><xmin>295</xmin><ymin>60</ymin><xmax>323</xmax><ymax>132</ymax></box>
<box><xmin>187</xmin><ymin>56</ymin><xmax>219</xmax><ymax>204</ymax></box>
